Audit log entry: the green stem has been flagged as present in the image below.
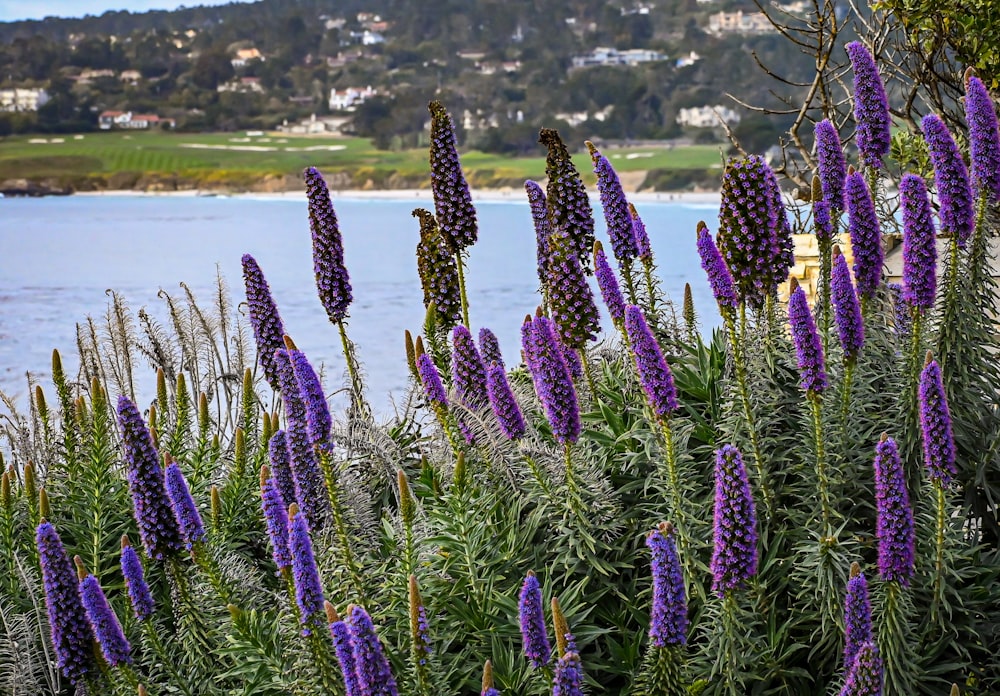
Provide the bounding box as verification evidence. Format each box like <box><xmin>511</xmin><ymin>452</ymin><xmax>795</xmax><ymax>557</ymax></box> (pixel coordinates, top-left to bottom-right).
<box><xmin>143</xmin><ymin>620</ymin><xmax>195</xmax><ymax>696</ymax></box>
<box><xmin>454</xmin><ymin>251</ymin><xmax>471</xmax><ymax>328</ymax></box>
<box><xmin>317</xmin><ymin>446</ymin><xmax>366</xmax><ymax>602</ymax></box>
<box><xmin>720</xmin><ymin>593</ymin><xmax>741</xmax><ymax>696</ymax></box>
<box><xmin>840</xmin><ymin>359</ymin><xmax>856</xmax><ymax>444</ymax></box>
<box><xmin>642</xmin><ymin>261</ymin><xmax>657</xmax><ymax>314</ymax></box>
<box><xmin>522</xmin><ymin>452</ymin><xmax>557</xmax><ymax>505</ymax></box>
<box><xmin>337</xmin><ymin>319</ymin><xmax>370</xmax><ymax>419</ymax></box>
<box><xmin>809</xmin><ymin>394</ymin><xmax>832</xmax><ymax>533</ymax></box>
<box><xmin>931</xmin><ymin>480</ymin><xmax>947</xmax><ymax>622</ymax></box>
<box><xmin>578</xmin><ymin>347</ymin><xmax>597</xmax><ymax>398</ymax></box>
<box><xmin>622</xmin><ymin>258</ymin><xmax>638</xmax><ymax>306</ymax></box>
<box><xmin>818</xmin><ymin>237</ymin><xmax>833</xmax><ymax>355</ymax></box>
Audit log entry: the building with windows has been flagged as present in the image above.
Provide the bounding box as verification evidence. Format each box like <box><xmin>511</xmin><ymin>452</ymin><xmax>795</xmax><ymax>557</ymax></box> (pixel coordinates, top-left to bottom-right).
<box><xmin>0</xmin><ymin>88</ymin><xmax>50</xmax><ymax>112</ymax></box>
<box><xmin>98</xmin><ymin>111</ymin><xmax>176</xmax><ymax>129</ymax></box>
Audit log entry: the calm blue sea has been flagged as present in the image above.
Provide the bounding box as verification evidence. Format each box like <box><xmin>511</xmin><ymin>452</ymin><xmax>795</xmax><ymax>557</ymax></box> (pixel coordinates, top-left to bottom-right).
<box><xmin>0</xmin><ymin>194</ymin><xmax>721</xmax><ymax>412</ymax></box>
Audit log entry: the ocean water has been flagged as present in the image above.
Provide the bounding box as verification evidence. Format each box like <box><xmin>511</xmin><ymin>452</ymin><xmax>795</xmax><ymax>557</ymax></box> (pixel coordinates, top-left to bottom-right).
<box><xmin>0</xmin><ymin>194</ymin><xmax>721</xmax><ymax>413</ymax></box>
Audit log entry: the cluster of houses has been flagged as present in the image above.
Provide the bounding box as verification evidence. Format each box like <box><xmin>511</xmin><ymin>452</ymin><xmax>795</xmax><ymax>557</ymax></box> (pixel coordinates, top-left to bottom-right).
<box><xmin>0</xmin><ymin>87</ymin><xmax>49</xmax><ymax>112</ymax></box>
<box><xmin>98</xmin><ymin>111</ymin><xmax>175</xmax><ymax>129</ymax></box>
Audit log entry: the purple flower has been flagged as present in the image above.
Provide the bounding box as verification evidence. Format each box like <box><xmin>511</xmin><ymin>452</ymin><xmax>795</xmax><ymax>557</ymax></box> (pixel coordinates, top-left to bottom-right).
<box><xmin>417</xmin><ymin>353</ymin><xmax>448</xmax><ymax>407</ymax></box>
<box><xmin>522</xmin><ymin>316</ymin><xmax>580</xmax><ymax>444</ymax></box>
<box><xmin>260</xmin><ymin>470</ymin><xmax>292</xmax><ymax>570</ymax></box>
<box><xmin>242</xmin><ymin>254</ymin><xmax>286</xmax><ymax>391</ymax></box>
<box><xmin>486</xmin><ymin>362</ymin><xmax>526</xmax><ymax>440</ymax></box>
<box><xmin>36</xmin><ymin>522</ymin><xmax>95</xmax><ymax>683</ymax></box>
<box><xmin>348</xmin><ymin>605</ymin><xmax>399</xmax><ymax>696</ymax></box>
<box><xmin>919</xmin><ymin>358</ymin><xmax>957</xmax><ymax>486</ymax></box>
<box><xmin>305</xmin><ymin>166</ymin><xmax>353</xmax><ymax>322</ymax></box>
<box><xmin>696</xmin><ymin>224</ymin><xmax>737</xmax><ymax>312</ymax></box>
<box><xmin>120</xmin><ymin>538</ymin><xmax>154</xmax><ymax>621</ymax></box>
<box><xmin>165</xmin><ymin>461</ymin><xmax>205</xmax><ymax>549</ymax></box>
<box><xmin>889</xmin><ymin>283</ymin><xmax>911</xmax><ymax>340</ymax></box>
<box><xmin>788</xmin><ymin>281</ymin><xmax>828</xmax><ymax>393</ymax></box>
<box><xmin>289</xmin><ymin>507</ymin><xmax>326</xmax><ymax>636</ymax></box>
<box><xmin>814</xmin><ymin>199</ymin><xmax>834</xmax><ymax>246</ymax></box>
<box><xmin>546</xmin><ymin>238</ymin><xmax>601</xmax><ymax>349</ymax></box>
<box><xmin>646</xmin><ymin>522</ymin><xmax>687</xmax><ymax>647</ymax></box>
<box><xmin>429</xmin><ymin>101</ymin><xmax>477</xmax><ymax>251</ymax></box>
<box><xmin>624</xmin><ymin>305</ymin><xmax>678</xmax><ymax>420</ymax></box>
<box><xmin>717</xmin><ymin>156</ymin><xmax>786</xmax><ymax>306</ymax></box>
<box><xmin>846</xmin><ymin>172</ymin><xmax>883</xmax><ymax>300</ymax></box>
<box><xmin>964</xmin><ymin>75</ymin><xmax>1000</xmax><ymax>204</ymax></box>
<box><xmin>922</xmin><ymin>114</ymin><xmax>975</xmax><ymax>247</ymax></box>
<box><xmin>288</xmin><ymin>347</ymin><xmax>331</xmax><ymax>446</ymax></box>
<box><xmin>79</xmin><ymin>570</ymin><xmax>132</xmax><ymax>667</ymax></box>
<box><xmin>900</xmin><ymin>174</ymin><xmax>938</xmax><ymax>312</ymax></box>
<box><xmin>873</xmin><ymin>436</ymin><xmax>915</xmax><ymax>585</ymax></box>
<box><xmin>117</xmin><ymin>395</ymin><xmax>183</xmax><ymax>561</ymax></box>
<box><xmin>846</xmin><ymin>41</ymin><xmax>891</xmax><ymax>170</ymax></box>
<box><xmin>518</xmin><ymin>570</ymin><xmax>551</xmax><ymax>668</ymax></box>
<box><xmin>831</xmin><ymin>249</ymin><xmax>865</xmax><ymax>361</ymax></box>
<box><xmin>540</xmin><ymin>128</ymin><xmax>595</xmax><ymax>272</ymax></box>
<box><xmin>763</xmin><ymin>164</ymin><xmax>795</xmax><ymax>292</ymax></box>
<box><xmin>452</xmin><ymin>325</ymin><xmax>488</xmax><ymax>409</ymax></box>
<box><xmin>268</xmin><ymin>430</ymin><xmax>298</xmax><ymax>509</ymax></box>
<box><xmin>631</xmin><ymin>203</ymin><xmax>652</xmax><ymax>263</ymax></box>
<box><xmin>839</xmin><ymin>641</ymin><xmax>883</xmax><ymax>696</ymax></box>
<box><xmin>525</xmin><ymin>180</ymin><xmax>552</xmax><ymax>289</ymax></box>
<box><xmin>553</xmin><ymin>652</ymin><xmax>585</xmax><ymax>696</ymax></box>
<box><xmin>815</xmin><ymin>119</ymin><xmax>847</xmax><ymax>211</ymax></box>
<box><xmin>409</xmin><ymin>576</ymin><xmax>433</xmax><ymax>668</ymax></box>
<box><xmin>479</xmin><ymin>327</ymin><xmax>503</xmax><ymax>369</ymax></box>
<box><xmin>327</xmin><ymin>606</ymin><xmax>361</xmax><ymax>696</ymax></box>
<box><xmin>274</xmin><ymin>349</ymin><xmax>331</xmax><ymax>530</ymax></box>
<box><xmin>710</xmin><ymin>445</ymin><xmax>758</xmax><ymax>597</ymax></box>
<box><xmin>595</xmin><ymin>242</ymin><xmax>626</xmax><ymax>325</ymax></box>
<box><xmin>413</xmin><ymin>208</ymin><xmax>463</xmax><ymax>329</ymax></box>
<box><xmin>588</xmin><ymin>142</ymin><xmax>638</xmax><ymax>265</ymax></box>
<box><xmin>843</xmin><ymin>564</ymin><xmax>872</xmax><ymax>672</ymax></box>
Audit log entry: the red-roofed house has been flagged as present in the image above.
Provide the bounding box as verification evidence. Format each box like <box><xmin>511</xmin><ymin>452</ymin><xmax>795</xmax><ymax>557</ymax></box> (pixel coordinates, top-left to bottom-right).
<box><xmin>99</xmin><ymin>111</ymin><xmax>176</xmax><ymax>129</ymax></box>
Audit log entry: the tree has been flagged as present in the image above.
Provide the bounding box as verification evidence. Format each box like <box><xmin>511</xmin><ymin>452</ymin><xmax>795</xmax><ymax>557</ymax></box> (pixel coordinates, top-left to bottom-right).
<box><xmin>191</xmin><ymin>50</ymin><xmax>234</xmax><ymax>90</ymax></box>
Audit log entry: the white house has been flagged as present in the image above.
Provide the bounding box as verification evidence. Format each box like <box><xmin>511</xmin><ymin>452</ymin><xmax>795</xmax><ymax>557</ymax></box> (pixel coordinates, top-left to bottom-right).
<box><xmin>676</xmin><ymin>105</ymin><xmax>741</xmax><ymax>128</ymax></box>
<box><xmin>707</xmin><ymin>11</ymin><xmax>774</xmax><ymax>35</ymax></box>
<box><xmin>329</xmin><ymin>85</ymin><xmax>378</xmax><ymax>111</ymax></box>
<box><xmin>0</xmin><ymin>88</ymin><xmax>50</xmax><ymax>112</ymax></box>
<box><xmin>98</xmin><ymin>111</ymin><xmax>175</xmax><ymax>129</ymax></box>
<box><xmin>571</xmin><ymin>47</ymin><xmax>667</xmax><ymax>69</ymax></box>
<box><xmin>231</xmin><ymin>48</ymin><xmax>264</xmax><ymax>68</ymax></box>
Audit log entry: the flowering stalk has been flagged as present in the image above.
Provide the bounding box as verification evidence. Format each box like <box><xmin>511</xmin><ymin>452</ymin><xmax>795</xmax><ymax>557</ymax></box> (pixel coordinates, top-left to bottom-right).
<box><xmin>417</xmin><ymin>352</ymin><xmax>462</xmax><ymax>456</ymax></box>
<box><xmin>815</xmin><ymin>120</ymin><xmax>847</xmax><ymax>213</ymax></box>
<box><xmin>588</xmin><ymin>141</ymin><xmax>638</xmax><ymax>302</ymax></box>
<box><xmin>316</xmin><ymin>443</ymin><xmax>365</xmax><ymax>602</ymax></box>
<box><xmin>481</xmin><ymin>660</ymin><xmax>499</xmax><ymax>696</ymax></box>
<box><xmin>526</xmin><ymin>179</ymin><xmax>552</xmax><ymax>311</ymax></box>
<box><xmin>711</xmin><ymin>445</ymin><xmax>758</xmax><ymax>597</ymax></box>
<box><xmin>845</xmin><ymin>172</ymin><xmax>883</xmax><ymax>315</ymax></box>
<box><xmin>846</xmin><ymin>41</ymin><xmax>891</xmax><ymax>172</ymax></box>
<box><xmin>414</xmin><ymin>208</ymin><xmax>463</xmax><ymax>330</ymax></box>
<box><xmin>843</xmin><ymin>562</ymin><xmax>872</xmax><ymax>673</ymax></box>
<box><xmin>964</xmin><ymin>73</ymin><xmax>1000</xmax><ymax>205</ymax></box>
<box><xmin>241</xmin><ymin>254</ymin><xmax>286</xmax><ymax>391</ymax></box>
<box><xmin>519</xmin><ymin>570</ymin><xmax>551</xmax><ymax>669</ymax></box>
<box><xmin>831</xmin><ymin>246</ymin><xmax>865</xmax><ymax>431</ymax></box>
<box><xmin>839</xmin><ymin>641</ymin><xmax>883</xmax><ymax>696</ymax></box>
<box><xmin>325</xmin><ymin>602</ymin><xmax>361</xmax><ymax>696</ymax></box>
<box><xmin>408</xmin><ymin>575</ymin><xmax>433</xmax><ymax>694</ymax></box>
<box><xmin>682</xmin><ymin>283</ymin><xmax>697</xmax><ymax>343</ymax></box>
<box><xmin>553</xmin><ymin>652</ymin><xmax>585</xmax><ymax>696</ymax></box>
<box><xmin>594</xmin><ymin>241</ymin><xmax>626</xmax><ymax>329</ymax></box>
<box><xmin>540</xmin><ymin>128</ymin><xmax>594</xmax><ymax>273</ymax></box>
<box><xmin>349</xmin><ymin>604</ymin><xmax>400</xmax><ymax>696</ymax></box>
<box><xmin>75</xmin><ymin>557</ymin><xmax>133</xmax><ymax>673</ymax></box>
<box><xmin>631</xmin><ymin>203</ymin><xmax>660</xmax><ymax>312</ymax></box>
<box><xmin>521</xmin><ymin>315</ymin><xmax>581</xmax><ymax>445</ymax></box>
<box><xmin>640</xmin><ymin>523</ymin><xmax>688</xmax><ymax>696</ymax></box>
<box><xmin>813</xmin><ymin>196</ymin><xmax>834</xmax><ymax>346</ymax></box>
<box><xmin>486</xmin><ymin>362</ymin><xmax>526</xmax><ymax>440</ymax></box>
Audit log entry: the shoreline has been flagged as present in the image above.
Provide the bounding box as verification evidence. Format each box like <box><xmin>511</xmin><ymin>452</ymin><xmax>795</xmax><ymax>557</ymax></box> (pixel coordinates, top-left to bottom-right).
<box><xmin>72</xmin><ymin>188</ymin><xmax>723</xmax><ymax>205</ymax></box>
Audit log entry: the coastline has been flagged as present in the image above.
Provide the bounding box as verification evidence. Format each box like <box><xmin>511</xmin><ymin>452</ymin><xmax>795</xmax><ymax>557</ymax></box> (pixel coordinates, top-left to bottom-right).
<box><xmin>73</xmin><ymin>188</ymin><xmax>723</xmax><ymax>205</ymax></box>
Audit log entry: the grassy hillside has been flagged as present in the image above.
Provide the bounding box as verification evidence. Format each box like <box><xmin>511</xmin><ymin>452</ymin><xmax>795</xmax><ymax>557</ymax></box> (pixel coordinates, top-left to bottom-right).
<box><xmin>0</xmin><ymin>131</ymin><xmax>725</xmax><ymax>192</ymax></box>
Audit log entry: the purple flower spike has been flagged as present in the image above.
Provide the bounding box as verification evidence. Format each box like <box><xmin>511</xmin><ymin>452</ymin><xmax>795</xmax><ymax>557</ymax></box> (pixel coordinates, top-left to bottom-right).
<box><xmin>452</xmin><ymin>325</ymin><xmax>489</xmax><ymax>409</ymax></box>
<box><xmin>839</xmin><ymin>641</ymin><xmax>883</xmax><ymax>696</ymax></box>
<box><xmin>120</xmin><ymin>539</ymin><xmax>154</xmax><ymax>621</ymax></box>
<box><xmin>764</xmin><ymin>164</ymin><xmax>795</xmax><ymax>292</ymax></box>
<box><xmin>274</xmin><ymin>349</ymin><xmax>330</xmax><ymax>530</ymax></box>
<box><xmin>413</xmin><ymin>208</ymin><xmax>463</xmax><ymax>329</ymax></box>
<box><xmin>889</xmin><ymin>283</ymin><xmax>912</xmax><ymax>339</ymax></box>
<box><xmin>117</xmin><ymin>395</ymin><xmax>183</xmax><ymax>561</ymax></box>
<box><xmin>540</xmin><ymin>128</ymin><xmax>595</xmax><ymax>272</ymax></box>
<box><xmin>922</xmin><ymin>114</ymin><xmax>975</xmax><ymax>247</ymax></box>
<box><xmin>242</xmin><ymin>254</ymin><xmax>286</xmax><ymax>390</ymax></box>
<box><xmin>328</xmin><ymin>611</ymin><xmax>361</xmax><ymax>696</ymax></box>
<box><xmin>631</xmin><ymin>203</ymin><xmax>652</xmax><ymax>263</ymax></box>
<box><xmin>588</xmin><ymin>142</ymin><xmax>638</xmax><ymax>265</ymax></box>
<box><xmin>305</xmin><ymin>166</ymin><xmax>353</xmax><ymax>322</ymax></box>
<box><xmin>519</xmin><ymin>571</ymin><xmax>551</xmax><ymax>668</ymax></box>
<box><xmin>260</xmin><ymin>472</ymin><xmax>292</xmax><ymax>570</ymax></box>
<box><xmin>814</xmin><ymin>199</ymin><xmax>834</xmax><ymax>246</ymax></box>
<box><xmin>595</xmin><ymin>242</ymin><xmax>626</xmax><ymax>325</ymax></box>
<box><xmin>547</xmin><ymin>238</ymin><xmax>601</xmax><ymax>349</ymax></box>
<box><xmin>165</xmin><ymin>461</ymin><xmax>205</xmax><ymax>549</ymax></box>
<box><xmin>429</xmin><ymin>101</ymin><xmax>478</xmax><ymax>251</ymax></box>
<box><xmin>479</xmin><ymin>327</ymin><xmax>504</xmax><ymax>369</ymax></box>
<box><xmin>919</xmin><ymin>358</ymin><xmax>957</xmax><ymax>486</ymax></box>
<box><xmin>80</xmin><ymin>571</ymin><xmax>132</xmax><ymax>667</ymax></box>
<box><xmin>288</xmin><ymin>347</ymin><xmax>331</xmax><ymax>446</ymax></box>
<box><xmin>36</xmin><ymin>522</ymin><xmax>95</xmax><ymax>683</ymax></box>
<box><xmin>873</xmin><ymin>436</ymin><xmax>915</xmax><ymax>585</ymax></box>
<box><xmin>831</xmin><ymin>250</ymin><xmax>865</xmax><ymax>361</ymax></box>
<box><xmin>696</xmin><ymin>224</ymin><xmax>737</xmax><ymax>312</ymax></box>
<box><xmin>710</xmin><ymin>445</ymin><xmax>758</xmax><ymax>597</ymax></box>
<box><xmin>845</xmin><ymin>172</ymin><xmax>883</xmax><ymax>300</ymax></box>
<box><xmin>843</xmin><ymin>564</ymin><xmax>872</xmax><ymax>672</ymax></box>
<box><xmin>900</xmin><ymin>174</ymin><xmax>938</xmax><ymax>312</ymax></box>
<box><xmin>526</xmin><ymin>180</ymin><xmax>552</xmax><ymax>289</ymax></box>
<box><xmin>815</xmin><ymin>119</ymin><xmax>847</xmax><ymax>211</ymax></box>
<box><xmin>486</xmin><ymin>363</ymin><xmax>526</xmax><ymax>440</ymax></box>
<box><xmin>788</xmin><ymin>281</ymin><xmax>828</xmax><ymax>393</ymax></box>
<box><xmin>965</xmin><ymin>75</ymin><xmax>1000</xmax><ymax>204</ymax></box>
<box><xmin>348</xmin><ymin>605</ymin><xmax>399</xmax><ymax>696</ymax></box>
<box><xmin>624</xmin><ymin>305</ymin><xmax>678</xmax><ymax>420</ymax></box>
<box><xmin>846</xmin><ymin>41</ymin><xmax>891</xmax><ymax>170</ymax></box>
<box><xmin>522</xmin><ymin>316</ymin><xmax>580</xmax><ymax>444</ymax></box>
<box><xmin>646</xmin><ymin>522</ymin><xmax>687</xmax><ymax>647</ymax></box>
<box><xmin>417</xmin><ymin>353</ymin><xmax>448</xmax><ymax>408</ymax></box>
<box><xmin>289</xmin><ymin>507</ymin><xmax>326</xmax><ymax>636</ymax></box>
<box><xmin>268</xmin><ymin>430</ymin><xmax>299</xmax><ymax>509</ymax></box>
<box><xmin>553</xmin><ymin>652</ymin><xmax>585</xmax><ymax>696</ymax></box>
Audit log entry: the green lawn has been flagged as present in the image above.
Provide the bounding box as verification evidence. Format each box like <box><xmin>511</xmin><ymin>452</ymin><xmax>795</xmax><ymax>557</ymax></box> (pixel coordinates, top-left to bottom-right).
<box><xmin>0</xmin><ymin>130</ymin><xmax>724</xmax><ymax>187</ymax></box>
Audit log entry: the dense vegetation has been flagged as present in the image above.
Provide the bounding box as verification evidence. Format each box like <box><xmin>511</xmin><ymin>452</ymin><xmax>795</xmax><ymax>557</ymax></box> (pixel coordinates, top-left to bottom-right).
<box><xmin>2</xmin><ymin>36</ymin><xmax>1000</xmax><ymax>696</ymax></box>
